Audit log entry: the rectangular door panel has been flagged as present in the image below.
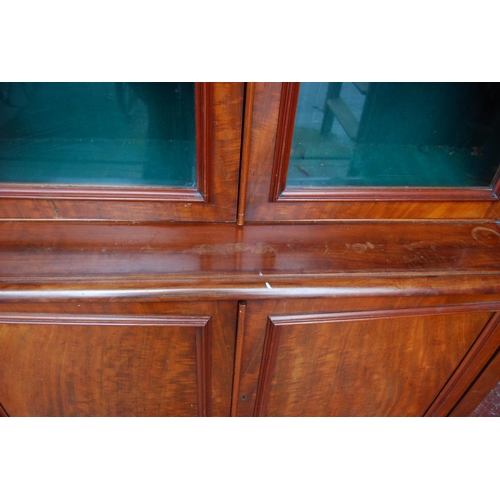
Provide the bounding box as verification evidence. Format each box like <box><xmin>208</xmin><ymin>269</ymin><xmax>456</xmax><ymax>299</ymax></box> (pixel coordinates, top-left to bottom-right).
<box><xmin>0</xmin><ymin>302</ymin><xmax>237</xmax><ymax>416</ymax></box>
<box><xmin>235</xmin><ymin>301</ymin><xmax>493</xmax><ymax>416</ymax></box>
<box><xmin>0</xmin><ymin>83</ymin><xmax>243</xmax><ymax>222</ymax></box>
<box><xmin>244</xmin><ymin>82</ymin><xmax>500</xmax><ymax>221</ymax></box>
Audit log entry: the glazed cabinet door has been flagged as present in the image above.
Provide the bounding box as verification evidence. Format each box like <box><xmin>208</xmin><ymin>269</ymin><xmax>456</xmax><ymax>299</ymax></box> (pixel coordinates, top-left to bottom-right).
<box><xmin>0</xmin><ymin>301</ymin><xmax>237</xmax><ymax>416</ymax></box>
<box><xmin>244</xmin><ymin>82</ymin><xmax>500</xmax><ymax>221</ymax></box>
<box><xmin>0</xmin><ymin>83</ymin><xmax>243</xmax><ymax>222</ymax></box>
<box><xmin>233</xmin><ymin>299</ymin><xmax>500</xmax><ymax>416</ymax></box>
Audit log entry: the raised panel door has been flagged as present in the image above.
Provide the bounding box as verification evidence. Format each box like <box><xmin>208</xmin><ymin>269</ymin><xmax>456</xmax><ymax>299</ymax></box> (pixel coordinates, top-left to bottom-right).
<box><xmin>0</xmin><ymin>301</ymin><xmax>237</xmax><ymax>416</ymax></box>
<box><xmin>234</xmin><ymin>299</ymin><xmax>497</xmax><ymax>416</ymax></box>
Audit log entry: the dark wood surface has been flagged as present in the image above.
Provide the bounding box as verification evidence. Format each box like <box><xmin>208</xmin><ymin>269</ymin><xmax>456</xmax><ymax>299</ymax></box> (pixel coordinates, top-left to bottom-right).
<box><xmin>1</xmin><ymin>220</ymin><xmax>499</xmax><ymax>415</ymax></box>
<box><xmin>231</xmin><ymin>301</ymin><xmax>247</xmax><ymax>416</ymax></box>
<box><xmin>450</xmin><ymin>346</ymin><xmax>500</xmax><ymax>416</ymax></box>
<box><xmin>233</xmin><ymin>299</ymin><xmax>500</xmax><ymax>416</ymax></box>
<box><xmin>237</xmin><ymin>83</ymin><xmax>255</xmax><ymax>226</ymax></box>
<box><xmin>269</xmin><ymin>82</ymin><xmax>299</xmax><ymax>202</ymax></box>
<box><xmin>245</xmin><ymin>83</ymin><xmax>500</xmax><ymax>221</ymax></box>
<box><xmin>0</xmin><ymin>83</ymin><xmax>244</xmax><ymax>222</ymax></box>
<box><xmin>428</xmin><ymin>311</ymin><xmax>500</xmax><ymax>416</ymax></box>
<box><xmin>1</xmin><ymin>221</ymin><xmax>499</xmax><ymax>302</ymax></box>
<box><xmin>0</xmin><ymin>301</ymin><xmax>237</xmax><ymax>417</ymax></box>
<box><xmin>1</xmin><ymin>82</ymin><xmax>499</xmax><ymax>416</ymax></box>
<box><xmin>0</xmin><ymin>401</ymin><xmax>8</xmax><ymax>416</ymax></box>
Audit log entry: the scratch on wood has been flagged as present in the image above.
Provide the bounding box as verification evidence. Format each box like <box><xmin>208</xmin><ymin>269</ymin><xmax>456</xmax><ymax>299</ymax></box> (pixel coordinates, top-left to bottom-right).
<box><xmin>472</xmin><ymin>227</ymin><xmax>500</xmax><ymax>247</ymax></box>
<box><xmin>49</xmin><ymin>200</ymin><xmax>60</xmax><ymax>218</ymax></box>
<box><xmin>346</xmin><ymin>242</ymin><xmax>375</xmax><ymax>254</ymax></box>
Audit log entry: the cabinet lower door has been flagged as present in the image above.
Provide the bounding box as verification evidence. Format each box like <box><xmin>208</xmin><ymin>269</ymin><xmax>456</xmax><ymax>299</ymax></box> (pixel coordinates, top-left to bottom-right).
<box><xmin>234</xmin><ymin>300</ymin><xmax>495</xmax><ymax>417</ymax></box>
<box><xmin>0</xmin><ymin>301</ymin><xmax>237</xmax><ymax>416</ymax></box>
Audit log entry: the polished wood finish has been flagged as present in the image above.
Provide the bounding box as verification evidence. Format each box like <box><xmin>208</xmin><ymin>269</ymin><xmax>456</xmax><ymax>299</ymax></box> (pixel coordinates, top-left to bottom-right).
<box><xmin>425</xmin><ymin>311</ymin><xmax>500</xmax><ymax>416</ymax></box>
<box><xmin>1</xmin><ymin>221</ymin><xmax>500</xmax><ymax>307</ymax></box>
<box><xmin>0</xmin><ymin>83</ymin><xmax>244</xmax><ymax>222</ymax></box>
<box><xmin>449</xmin><ymin>345</ymin><xmax>500</xmax><ymax>416</ymax></box>
<box><xmin>237</xmin><ymin>83</ymin><xmax>255</xmax><ymax>225</ymax></box>
<box><xmin>492</xmin><ymin>167</ymin><xmax>500</xmax><ymax>197</ymax></box>
<box><xmin>269</xmin><ymin>82</ymin><xmax>299</xmax><ymax>202</ymax></box>
<box><xmin>280</xmin><ymin>187</ymin><xmax>500</xmax><ymax>202</ymax></box>
<box><xmin>195</xmin><ymin>82</ymin><xmax>213</xmax><ymax>204</ymax></box>
<box><xmin>245</xmin><ymin>82</ymin><xmax>500</xmax><ymax>221</ymax></box>
<box><xmin>235</xmin><ymin>300</ymin><xmax>494</xmax><ymax>416</ymax></box>
<box><xmin>1</xmin><ymin>221</ymin><xmax>499</xmax><ymax>280</ymax></box>
<box><xmin>1</xmin><ymin>221</ymin><xmax>500</xmax><ymax>306</ymax></box>
<box><xmin>0</xmin><ymin>301</ymin><xmax>237</xmax><ymax>416</ymax></box>
<box><xmin>2</xmin><ymin>220</ymin><xmax>497</xmax><ymax>416</ymax></box>
<box><xmin>231</xmin><ymin>301</ymin><xmax>246</xmax><ymax>416</ymax></box>
<box><xmin>0</xmin><ymin>401</ymin><xmax>8</xmax><ymax>417</ymax></box>
<box><xmin>1</xmin><ymin>82</ymin><xmax>500</xmax><ymax>416</ymax></box>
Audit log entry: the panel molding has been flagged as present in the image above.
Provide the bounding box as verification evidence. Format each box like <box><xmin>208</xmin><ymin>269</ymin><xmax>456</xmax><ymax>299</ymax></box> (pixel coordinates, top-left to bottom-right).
<box><xmin>269</xmin><ymin>83</ymin><xmax>500</xmax><ymax>203</ymax></box>
<box><xmin>195</xmin><ymin>82</ymin><xmax>213</xmax><ymax>204</ymax></box>
<box><xmin>245</xmin><ymin>82</ymin><xmax>500</xmax><ymax>221</ymax></box>
<box><xmin>425</xmin><ymin>311</ymin><xmax>500</xmax><ymax>416</ymax></box>
<box><xmin>269</xmin><ymin>82</ymin><xmax>299</xmax><ymax>202</ymax></box>
<box><xmin>269</xmin><ymin>303</ymin><xmax>500</xmax><ymax>326</ymax></box>
<box><xmin>0</xmin><ymin>83</ymin><xmax>244</xmax><ymax>221</ymax></box>
<box><xmin>253</xmin><ymin>303</ymin><xmax>499</xmax><ymax>417</ymax></box>
<box><xmin>0</xmin><ymin>401</ymin><xmax>8</xmax><ymax>417</ymax></box>
<box><xmin>253</xmin><ymin>317</ymin><xmax>281</xmax><ymax>416</ymax></box>
<box><xmin>0</xmin><ymin>312</ymin><xmax>210</xmax><ymax>327</ymax></box>
<box><xmin>231</xmin><ymin>301</ymin><xmax>247</xmax><ymax>416</ymax></box>
<box><xmin>449</xmin><ymin>345</ymin><xmax>500</xmax><ymax>416</ymax></box>
<box><xmin>237</xmin><ymin>83</ymin><xmax>256</xmax><ymax>225</ymax></box>
<box><xmin>0</xmin><ymin>83</ymin><xmax>212</xmax><ymax>204</ymax></box>
<box><xmin>279</xmin><ymin>186</ymin><xmax>499</xmax><ymax>202</ymax></box>
<box><xmin>196</xmin><ymin>318</ymin><xmax>212</xmax><ymax>417</ymax></box>
<box><xmin>0</xmin><ymin>312</ymin><xmax>213</xmax><ymax>417</ymax></box>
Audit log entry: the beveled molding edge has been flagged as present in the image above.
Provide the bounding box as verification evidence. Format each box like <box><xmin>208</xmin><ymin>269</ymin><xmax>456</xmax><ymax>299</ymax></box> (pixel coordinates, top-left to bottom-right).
<box><xmin>0</xmin><ymin>185</ymin><xmax>205</xmax><ymax>202</ymax></box>
<box><xmin>425</xmin><ymin>311</ymin><xmax>500</xmax><ymax>417</ymax></box>
<box><xmin>0</xmin><ymin>83</ymin><xmax>213</xmax><ymax>203</ymax></box>
<box><xmin>0</xmin><ymin>402</ymin><xmax>8</xmax><ymax>417</ymax></box>
<box><xmin>279</xmin><ymin>186</ymin><xmax>500</xmax><ymax>202</ymax></box>
<box><xmin>0</xmin><ymin>312</ymin><xmax>211</xmax><ymax>326</ymax></box>
<box><xmin>0</xmin><ymin>312</ymin><xmax>213</xmax><ymax>417</ymax></box>
<box><xmin>270</xmin><ymin>83</ymin><xmax>500</xmax><ymax>203</ymax></box>
<box><xmin>2</xmin><ymin>274</ymin><xmax>500</xmax><ymax>302</ymax></box>
<box><xmin>196</xmin><ymin>318</ymin><xmax>212</xmax><ymax>417</ymax></box>
<box><xmin>253</xmin><ymin>303</ymin><xmax>500</xmax><ymax>417</ymax></box>
<box><xmin>268</xmin><ymin>303</ymin><xmax>500</xmax><ymax>326</ymax></box>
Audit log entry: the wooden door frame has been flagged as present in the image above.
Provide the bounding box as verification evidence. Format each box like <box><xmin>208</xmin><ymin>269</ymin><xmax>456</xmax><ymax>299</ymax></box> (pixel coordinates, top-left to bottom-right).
<box><xmin>244</xmin><ymin>82</ymin><xmax>500</xmax><ymax>222</ymax></box>
<box><xmin>0</xmin><ymin>83</ymin><xmax>244</xmax><ymax>222</ymax></box>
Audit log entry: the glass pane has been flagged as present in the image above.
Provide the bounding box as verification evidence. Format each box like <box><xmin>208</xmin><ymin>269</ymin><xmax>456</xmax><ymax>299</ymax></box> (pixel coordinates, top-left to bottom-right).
<box><xmin>0</xmin><ymin>83</ymin><xmax>196</xmax><ymax>187</ymax></box>
<box><xmin>287</xmin><ymin>83</ymin><xmax>500</xmax><ymax>188</ymax></box>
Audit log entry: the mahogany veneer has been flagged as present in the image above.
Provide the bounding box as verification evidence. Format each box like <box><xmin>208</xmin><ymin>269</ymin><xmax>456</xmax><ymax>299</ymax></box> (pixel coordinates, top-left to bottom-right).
<box><xmin>1</xmin><ymin>81</ymin><xmax>500</xmax><ymax>416</ymax></box>
<box><xmin>0</xmin><ymin>220</ymin><xmax>499</xmax><ymax>416</ymax></box>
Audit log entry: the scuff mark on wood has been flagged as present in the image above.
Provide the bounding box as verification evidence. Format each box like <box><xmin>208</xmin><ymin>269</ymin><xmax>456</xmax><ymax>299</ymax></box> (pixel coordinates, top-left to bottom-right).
<box><xmin>472</xmin><ymin>227</ymin><xmax>500</xmax><ymax>247</ymax></box>
<box><xmin>185</xmin><ymin>242</ymin><xmax>278</xmax><ymax>256</ymax></box>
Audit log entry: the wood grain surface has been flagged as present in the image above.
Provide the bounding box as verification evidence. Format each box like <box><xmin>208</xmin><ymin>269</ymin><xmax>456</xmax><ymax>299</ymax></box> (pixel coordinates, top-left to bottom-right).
<box><xmin>426</xmin><ymin>311</ymin><xmax>500</xmax><ymax>416</ymax></box>
<box><xmin>234</xmin><ymin>300</ymin><xmax>494</xmax><ymax>416</ymax></box>
<box><xmin>0</xmin><ymin>301</ymin><xmax>237</xmax><ymax>416</ymax></box>
<box><xmin>449</xmin><ymin>346</ymin><xmax>500</xmax><ymax>416</ymax></box>
<box><xmin>0</xmin><ymin>221</ymin><xmax>500</xmax><ymax>281</ymax></box>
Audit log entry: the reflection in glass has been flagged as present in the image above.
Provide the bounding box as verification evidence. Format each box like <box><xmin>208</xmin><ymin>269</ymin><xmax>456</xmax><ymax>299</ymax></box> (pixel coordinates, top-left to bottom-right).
<box><xmin>0</xmin><ymin>83</ymin><xmax>196</xmax><ymax>187</ymax></box>
<box><xmin>287</xmin><ymin>83</ymin><xmax>500</xmax><ymax>188</ymax></box>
